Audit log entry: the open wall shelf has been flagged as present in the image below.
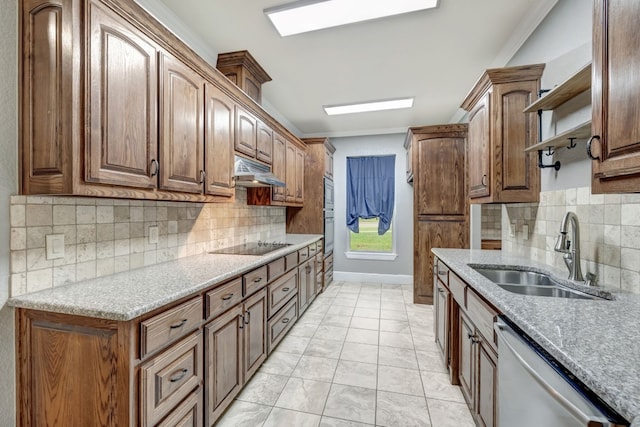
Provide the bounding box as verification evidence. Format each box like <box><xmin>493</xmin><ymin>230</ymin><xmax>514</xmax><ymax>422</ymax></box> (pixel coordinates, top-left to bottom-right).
<box><xmin>523</xmin><ymin>63</ymin><xmax>591</xmax><ymax>113</ymax></box>
<box><xmin>525</xmin><ymin>120</ymin><xmax>591</xmax><ymax>153</ymax></box>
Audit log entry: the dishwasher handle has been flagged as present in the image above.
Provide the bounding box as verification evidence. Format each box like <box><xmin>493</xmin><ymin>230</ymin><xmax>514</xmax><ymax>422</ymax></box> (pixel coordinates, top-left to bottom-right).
<box><xmin>494</xmin><ymin>321</ymin><xmax>607</xmax><ymax>427</ymax></box>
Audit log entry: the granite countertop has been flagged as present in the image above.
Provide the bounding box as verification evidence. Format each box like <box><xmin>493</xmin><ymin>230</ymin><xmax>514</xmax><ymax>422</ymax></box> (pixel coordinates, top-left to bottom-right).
<box><xmin>8</xmin><ymin>234</ymin><xmax>322</xmax><ymax>321</ymax></box>
<box><xmin>432</xmin><ymin>248</ymin><xmax>640</xmax><ymax>425</ymax></box>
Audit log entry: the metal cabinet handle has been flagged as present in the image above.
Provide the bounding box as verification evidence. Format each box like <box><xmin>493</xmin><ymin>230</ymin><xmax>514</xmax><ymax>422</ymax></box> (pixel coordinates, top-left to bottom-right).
<box><xmin>199</xmin><ymin>170</ymin><xmax>206</xmax><ymax>184</ymax></box>
<box><xmin>282</xmin><ymin>287</ymin><xmax>290</xmax><ymax>292</ymax></box>
<box><xmin>587</xmin><ymin>135</ymin><xmax>601</xmax><ymax>160</ymax></box>
<box><xmin>221</xmin><ymin>293</ymin><xmax>234</xmax><ymax>301</ymax></box>
<box><xmin>169</xmin><ymin>368</ymin><xmax>188</xmax><ymax>383</ymax></box>
<box><xmin>282</xmin><ymin>318</ymin><xmax>290</xmax><ymax>324</ymax></box>
<box><xmin>238</xmin><ymin>314</ymin><xmax>244</xmax><ymax>329</ymax></box>
<box><xmin>244</xmin><ymin>310</ymin><xmax>250</xmax><ymax>325</ymax></box>
<box><xmin>253</xmin><ymin>277</ymin><xmax>263</xmax><ymax>283</ymax></box>
<box><xmin>169</xmin><ymin>319</ymin><xmax>187</xmax><ymax>329</ymax></box>
<box><xmin>467</xmin><ymin>332</ymin><xmax>480</xmax><ymax>344</ymax></box>
<box><xmin>481</xmin><ymin>174</ymin><xmax>488</xmax><ymax>187</ymax></box>
<box><xmin>150</xmin><ymin>159</ymin><xmax>159</xmax><ymax>177</ymax></box>
<box><xmin>437</xmin><ymin>288</ymin><xmax>445</xmax><ymax>294</ymax></box>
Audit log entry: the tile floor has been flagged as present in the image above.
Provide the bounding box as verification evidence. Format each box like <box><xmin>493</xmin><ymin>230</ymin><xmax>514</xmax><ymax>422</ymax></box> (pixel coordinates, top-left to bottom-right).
<box><xmin>216</xmin><ymin>281</ymin><xmax>475</xmax><ymax>427</ymax></box>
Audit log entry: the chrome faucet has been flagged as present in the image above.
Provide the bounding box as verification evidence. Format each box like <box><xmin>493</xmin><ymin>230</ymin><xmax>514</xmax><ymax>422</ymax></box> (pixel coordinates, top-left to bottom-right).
<box><xmin>554</xmin><ymin>212</ymin><xmax>584</xmax><ymax>281</ymax></box>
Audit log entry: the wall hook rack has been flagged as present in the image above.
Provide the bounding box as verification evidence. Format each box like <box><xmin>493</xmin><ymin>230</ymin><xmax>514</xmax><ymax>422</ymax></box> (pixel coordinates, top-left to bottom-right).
<box><xmin>567</xmin><ymin>137</ymin><xmax>577</xmax><ymax>149</ymax></box>
<box><xmin>546</xmin><ymin>147</ymin><xmax>555</xmax><ymax>156</ymax></box>
<box><xmin>538</xmin><ymin>150</ymin><xmax>561</xmax><ymax>170</ymax></box>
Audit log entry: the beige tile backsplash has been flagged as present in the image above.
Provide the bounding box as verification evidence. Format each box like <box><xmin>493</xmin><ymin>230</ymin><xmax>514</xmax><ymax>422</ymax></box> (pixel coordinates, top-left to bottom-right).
<box><xmin>9</xmin><ymin>189</ymin><xmax>285</xmax><ymax>297</ymax></box>
<box><xmin>502</xmin><ymin>187</ymin><xmax>640</xmax><ymax>294</ymax></box>
<box><xmin>481</xmin><ymin>204</ymin><xmax>502</xmax><ymax>240</ymax></box>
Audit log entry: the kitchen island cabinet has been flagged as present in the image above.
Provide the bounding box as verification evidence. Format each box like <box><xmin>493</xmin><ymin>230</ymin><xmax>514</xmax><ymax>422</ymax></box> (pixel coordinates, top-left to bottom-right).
<box><xmin>11</xmin><ymin>235</ymin><xmax>322</xmax><ymax>426</ymax></box>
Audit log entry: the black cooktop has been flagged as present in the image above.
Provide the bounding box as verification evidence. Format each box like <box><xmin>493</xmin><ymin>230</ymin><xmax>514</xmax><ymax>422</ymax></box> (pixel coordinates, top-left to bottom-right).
<box><xmin>209</xmin><ymin>242</ymin><xmax>291</xmax><ymax>256</ymax></box>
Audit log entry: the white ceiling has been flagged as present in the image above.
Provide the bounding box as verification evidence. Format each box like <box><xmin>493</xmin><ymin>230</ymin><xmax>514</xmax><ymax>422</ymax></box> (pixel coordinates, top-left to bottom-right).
<box><xmin>153</xmin><ymin>0</ymin><xmax>558</xmax><ymax>138</ymax></box>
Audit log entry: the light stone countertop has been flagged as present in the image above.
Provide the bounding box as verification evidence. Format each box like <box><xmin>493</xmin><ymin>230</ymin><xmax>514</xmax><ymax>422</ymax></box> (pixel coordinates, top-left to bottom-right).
<box><xmin>432</xmin><ymin>248</ymin><xmax>640</xmax><ymax>425</ymax></box>
<box><xmin>8</xmin><ymin>234</ymin><xmax>322</xmax><ymax>321</ymax></box>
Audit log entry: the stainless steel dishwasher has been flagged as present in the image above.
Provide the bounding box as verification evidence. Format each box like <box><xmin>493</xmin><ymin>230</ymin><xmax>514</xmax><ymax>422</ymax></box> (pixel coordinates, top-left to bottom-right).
<box><xmin>494</xmin><ymin>317</ymin><xmax>628</xmax><ymax>427</ymax></box>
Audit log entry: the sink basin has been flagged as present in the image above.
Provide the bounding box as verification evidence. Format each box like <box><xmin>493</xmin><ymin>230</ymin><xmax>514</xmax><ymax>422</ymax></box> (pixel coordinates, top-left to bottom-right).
<box><xmin>472</xmin><ymin>267</ymin><xmax>601</xmax><ymax>300</ymax></box>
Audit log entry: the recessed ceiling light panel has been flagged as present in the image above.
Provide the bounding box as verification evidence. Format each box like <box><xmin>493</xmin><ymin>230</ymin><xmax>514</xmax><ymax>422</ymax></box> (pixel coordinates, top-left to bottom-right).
<box><xmin>323</xmin><ymin>98</ymin><xmax>415</xmax><ymax>116</ymax></box>
<box><xmin>265</xmin><ymin>0</ymin><xmax>439</xmax><ymax>37</ymax></box>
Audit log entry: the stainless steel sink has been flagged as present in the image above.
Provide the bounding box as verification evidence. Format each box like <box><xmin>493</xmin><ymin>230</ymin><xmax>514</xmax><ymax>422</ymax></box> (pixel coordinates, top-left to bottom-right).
<box><xmin>472</xmin><ymin>267</ymin><xmax>601</xmax><ymax>300</ymax></box>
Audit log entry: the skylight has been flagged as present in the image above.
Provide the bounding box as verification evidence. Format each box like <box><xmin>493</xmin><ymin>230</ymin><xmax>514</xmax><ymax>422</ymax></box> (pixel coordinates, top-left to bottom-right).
<box><xmin>265</xmin><ymin>0</ymin><xmax>440</xmax><ymax>37</ymax></box>
<box><xmin>323</xmin><ymin>98</ymin><xmax>415</xmax><ymax>116</ymax></box>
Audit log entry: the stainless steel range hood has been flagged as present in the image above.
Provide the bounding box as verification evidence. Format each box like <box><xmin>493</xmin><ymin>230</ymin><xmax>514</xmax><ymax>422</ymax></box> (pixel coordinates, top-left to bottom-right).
<box><xmin>234</xmin><ymin>155</ymin><xmax>285</xmax><ymax>187</ymax></box>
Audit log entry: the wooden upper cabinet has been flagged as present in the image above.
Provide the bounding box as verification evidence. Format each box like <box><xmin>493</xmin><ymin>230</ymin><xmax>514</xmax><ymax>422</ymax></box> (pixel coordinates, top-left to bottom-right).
<box><xmin>159</xmin><ymin>53</ymin><xmax>205</xmax><ymax>193</ymax></box>
<box><xmin>416</xmin><ymin>136</ymin><xmax>466</xmax><ymax>218</ymax></box>
<box><xmin>272</xmin><ymin>132</ymin><xmax>286</xmax><ymax>202</ymax></box>
<box><xmin>295</xmin><ymin>147</ymin><xmax>305</xmax><ymax>204</ymax></box>
<box><xmin>86</xmin><ymin>0</ymin><xmax>158</xmax><ymax>189</ymax></box>
<box><xmin>285</xmin><ymin>140</ymin><xmax>297</xmax><ymax>203</ymax></box>
<box><xmin>461</xmin><ymin>64</ymin><xmax>544</xmax><ymax>203</ymax></box>
<box><xmin>591</xmin><ymin>0</ymin><xmax>640</xmax><ymax>193</ymax></box>
<box><xmin>21</xmin><ymin>0</ymin><xmax>74</xmax><ymax>194</ymax></box>
<box><xmin>235</xmin><ymin>107</ymin><xmax>257</xmax><ymax>158</ymax></box>
<box><xmin>467</xmin><ymin>93</ymin><xmax>490</xmax><ymax>199</ymax></box>
<box><xmin>204</xmin><ymin>83</ymin><xmax>235</xmax><ymax>198</ymax></box>
<box><xmin>324</xmin><ymin>145</ymin><xmax>334</xmax><ymax>179</ymax></box>
<box><xmin>256</xmin><ymin>120</ymin><xmax>273</xmax><ymax>164</ymax></box>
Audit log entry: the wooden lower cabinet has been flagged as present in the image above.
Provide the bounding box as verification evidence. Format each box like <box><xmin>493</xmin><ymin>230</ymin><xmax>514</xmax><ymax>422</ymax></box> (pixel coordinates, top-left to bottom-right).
<box><xmin>15</xmin><ymin>243</ymin><xmax>322</xmax><ymax>427</ymax></box>
<box><xmin>434</xmin><ymin>256</ymin><xmax>498</xmax><ymax>427</ymax></box>
<box><xmin>298</xmin><ymin>258</ymin><xmax>316</xmax><ymax>315</ymax></box>
<box><xmin>204</xmin><ymin>288</ymin><xmax>267</xmax><ymax>425</ymax></box>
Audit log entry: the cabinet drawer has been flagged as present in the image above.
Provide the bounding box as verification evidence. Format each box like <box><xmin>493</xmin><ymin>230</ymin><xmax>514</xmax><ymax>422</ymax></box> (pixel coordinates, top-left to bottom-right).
<box><xmin>268</xmin><ymin>257</ymin><xmax>286</xmax><ymax>282</ymax></box>
<box><xmin>467</xmin><ymin>289</ymin><xmax>498</xmax><ymax>350</ymax></box>
<box><xmin>436</xmin><ymin>259</ymin><xmax>449</xmax><ymax>284</ymax></box>
<box><xmin>316</xmin><ymin>240</ymin><xmax>324</xmax><ymax>254</ymax></box>
<box><xmin>324</xmin><ymin>253</ymin><xmax>334</xmax><ymax>270</ymax></box>
<box><xmin>307</xmin><ymin>242</ymin><xmax>318</xmax><ymax>257</ymax></box>
<box><xmin>140</xmin><ymin>332</ymin><xmax>202</xmax><ymax>426</ymax></box>
<box><xmin>449</xmin><ymin>273</ymin><xmax>466</xmax><ymax>308</ymax></box>
<box><xmin>141</xmin><ymin>297</ymin><xmax>203</xmax><ymax>358</ymax></box>
<box><xmin>285</xmin><ymin>252</ymin><xmax>298</xmax><ymax>271</ymax></box>
<box><xmin>244</xmin><ymin>266</ymin><xmax>268</xmax><ymax>297</ymax></box>
<box><xmin>268</xmin><ymin>269</ymin><xmax>297</xmax><ymax>318</ymax></box>
<box><xmin>298</xmin><ymin>247</ymin><xmax>309</xmax><ymax>262</ymax></box>
<box><xmin>206</xmin><ymin>278</ymin><xmax>243</xmax><ymax>320</ymax></box>
<box><xmin>268</xmin><ymin>296</ymin><xmax>297</xmax><ymax>353</ymax></box>
<box><xmin>157</xmin><ymin>388</ymin><xmax>202</xmax><ymax>427</ymax></box>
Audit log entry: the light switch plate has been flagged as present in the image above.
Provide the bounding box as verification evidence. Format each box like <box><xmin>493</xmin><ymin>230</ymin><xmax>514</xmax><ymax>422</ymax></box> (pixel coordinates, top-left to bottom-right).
<box><xmin>46</xmin><ymin>234</ymin><xmax>65</xmax><ymax>260</ymax></box>
<box><xmin>148</xmin><ymin>226</ymin><xmax>159</xmax><ymax>245</ymax></box>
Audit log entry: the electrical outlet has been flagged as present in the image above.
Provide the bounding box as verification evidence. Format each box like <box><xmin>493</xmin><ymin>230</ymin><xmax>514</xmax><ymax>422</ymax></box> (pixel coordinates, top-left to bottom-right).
<box><xmin>522</xmin><ymin>224</ymin><xmax>529</xmax><ymax>240</ymax></box>
<box><xmin>510</xmin><ymin>222</ymin><xmax>516</xmax><ymax>237</ymax></box>
<box><xmin>148</xmin><ymin>226</ymin><xmax>159</xmax><ymax>245</ymax></box>
<box><xmin>46</xmin><ymin>234</ymin><xmax>65</xmax><ymax>260</ymax></box>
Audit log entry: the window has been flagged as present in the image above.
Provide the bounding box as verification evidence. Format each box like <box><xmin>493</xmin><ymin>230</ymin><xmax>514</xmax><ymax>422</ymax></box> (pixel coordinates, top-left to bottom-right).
<box><xmin>345</xmin><ymin>155</ymin><xmax>397</xmax><ymax>260</ymax></box>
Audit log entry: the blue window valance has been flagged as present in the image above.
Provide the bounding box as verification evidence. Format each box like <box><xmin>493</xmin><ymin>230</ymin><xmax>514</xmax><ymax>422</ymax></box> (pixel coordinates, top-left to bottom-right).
<box><xmin>346</xmin><ymin>155</ymin><xmax>395</xmax><ymax>235</ymax></box>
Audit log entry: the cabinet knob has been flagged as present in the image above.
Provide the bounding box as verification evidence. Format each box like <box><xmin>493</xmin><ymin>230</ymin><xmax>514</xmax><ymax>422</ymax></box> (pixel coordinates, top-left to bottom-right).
<box><xmin>587</xmin><ymin>135</ymin><xmax>601</xmax><ymax>161</ymax></box>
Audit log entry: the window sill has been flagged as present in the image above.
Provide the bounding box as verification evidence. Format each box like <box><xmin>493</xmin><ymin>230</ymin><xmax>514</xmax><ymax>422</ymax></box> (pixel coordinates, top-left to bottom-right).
<box><xmin>345</xmin><ymin>251</ymin><xmax>398</xmax><ymax>261</ymax></box>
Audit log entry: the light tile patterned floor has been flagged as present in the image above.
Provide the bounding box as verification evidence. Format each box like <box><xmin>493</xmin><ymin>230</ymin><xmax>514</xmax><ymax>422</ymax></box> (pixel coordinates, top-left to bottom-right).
<box><xmin>216</xmin><ymin>281</ymin><xmax>475</xmax><ymax>427</ymax></box>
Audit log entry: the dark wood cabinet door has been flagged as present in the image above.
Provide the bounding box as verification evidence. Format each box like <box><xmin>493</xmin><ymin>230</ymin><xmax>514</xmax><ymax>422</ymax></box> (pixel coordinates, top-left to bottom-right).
<box><xmin>415</xmin><ymin>137</ymin><xmax>466</xmax><ymax>217</ymax></box>
<box><xmin>285</xmin><ymin>141</ymin><xmax>297</xmax><ymax>202</ymax></box>
<box><xmin>205</xmin><ymin>305</ymin><xmax>243</xmax><ymax>425</ymax></box>
<box><xmin>458</xmin><ymin>311</ymin><xmax>475</xmax><ymax>408</ymax></box>
<box><xmin>468</xmin><ymin>93</ymin><xmax>490</xmax><ymax>199</ymax></box>
<box><xmin>477</xmin><ymin>341</ymin><xmax>497</xmax><ymax>427</ymax></box>
<box><xmin>204</xmin><ymin>82</ymin><xmax>235</xmax><ymax>198</ymax></box>
<box><xmin>414</xmin><ymin>221</ymin><xmax>468</xmax><ymax>304</ymax></box>
<box><xmin>235</xmin><ymin>107</ymin><xmax>257</xmax><ymax>157</ymax></box>
<box><xmin>159</xmin><ymin>53</ymin><xmax>205</xmax><ymax>193</ymax></box>
<box><xmin>592</xmin><ymin>0</ymin><xmax>640</xmax><ymax>193</ymax></box>
<box><xmin>86</xmin><ymin>1</ymin><xmax>158</xmax><ymax>189</ymax></box>
<box><xmin>21</xmin><ymin>0</ymin><xmax>74</xmax><ymax>194</ymax></box>
<box><xmin>256</xmin><ymin>120</ymin><xmax>273</xmax><ymax>164</ymax></box>
<box><xmin>272</xmin><ymin>132</ymin><xmax>286</xmax><ymax>202</ymax></box>
<box><xmin>243</xmin><ymin>289</ymin><xmax>267</xmax><ymax>382</ymax></box>
<box><xmin>295</xmin><ymin>147</ymin><xmax>305</xmax><ymax>204</ymax></box>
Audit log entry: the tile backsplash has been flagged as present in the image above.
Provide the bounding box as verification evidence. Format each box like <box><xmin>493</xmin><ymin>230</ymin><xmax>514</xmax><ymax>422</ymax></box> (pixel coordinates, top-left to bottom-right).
<box><xmin>481</xmin><ymin>204</ymin><xmax>502</xmax><ymax>240</ymax></box>
<box><xmin>502</xmin><ymin>187</ymin><xmax>640</xmax><ymax>294</ymax></box>
<box><xmin>9</xmin><ymin>188</ymin><xmax>285</xmax><ymax>297</ymax></box>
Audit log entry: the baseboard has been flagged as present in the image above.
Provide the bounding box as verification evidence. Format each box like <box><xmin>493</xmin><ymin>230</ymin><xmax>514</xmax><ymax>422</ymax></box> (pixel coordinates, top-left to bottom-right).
<box><xmin>333</xmin><ymin>271</ymin><xmax>413</xmax><ymax>285</ymax></box>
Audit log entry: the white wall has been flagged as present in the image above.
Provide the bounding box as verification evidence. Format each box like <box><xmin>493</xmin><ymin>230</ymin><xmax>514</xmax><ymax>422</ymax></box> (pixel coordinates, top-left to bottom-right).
<box><xmin>0</xmin><ymin>0</ymin><xmax>18</xmax><ymax>422</ymax></box>
<box><xmin>508</xmin><ymin>0</ymin><xmax>592</xmax><ymax>192</ymax></box>
<box><xmin>332</xmin><ymin>134</ymin><xmax>413</xmax><ymax>281</ymax></box>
